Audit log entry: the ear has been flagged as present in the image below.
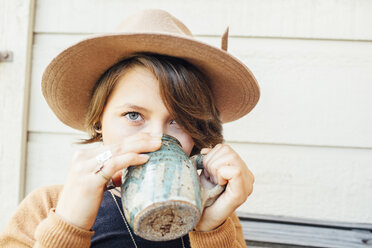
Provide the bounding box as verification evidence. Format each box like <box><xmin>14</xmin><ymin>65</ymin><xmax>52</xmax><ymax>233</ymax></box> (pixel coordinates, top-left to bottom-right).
<box><xmin>93</xmin><ymin>121</ymin><xmax>103</xmax><ymax>134</ymax></box>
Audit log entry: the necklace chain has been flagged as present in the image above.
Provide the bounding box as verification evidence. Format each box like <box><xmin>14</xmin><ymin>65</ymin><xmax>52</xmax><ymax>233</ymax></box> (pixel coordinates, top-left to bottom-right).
<box><xmin>110</xmin><ymin>191</ymin><xmax>138</xmax><ymax>248</ymax></box>
<box><xmin>109</xmin><ymin>190</ymin><xmax>185</xmax><ymax>248</ymax></box>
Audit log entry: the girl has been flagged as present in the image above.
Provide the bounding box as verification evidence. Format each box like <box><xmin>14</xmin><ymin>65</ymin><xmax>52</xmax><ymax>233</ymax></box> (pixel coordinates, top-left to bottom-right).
<box><xmin>0</xmin><ymin>9</ymin><xmax>259</xmax><ymax>248</ymax></box>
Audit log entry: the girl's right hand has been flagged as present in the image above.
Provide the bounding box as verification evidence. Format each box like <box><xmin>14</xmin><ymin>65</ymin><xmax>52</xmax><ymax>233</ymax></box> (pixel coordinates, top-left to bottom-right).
<box><xmin>55</xmin><ymin>132</ymin><xmax>162</xmax><ymax>230</ymax></box>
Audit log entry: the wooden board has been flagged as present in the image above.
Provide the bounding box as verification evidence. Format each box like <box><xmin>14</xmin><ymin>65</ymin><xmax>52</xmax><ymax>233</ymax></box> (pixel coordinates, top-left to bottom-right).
<box><xmin>245</xmin><ymin>241</ymin><xmax>308</xmax><ymax>248</ymax></box>
<box><xmin>237</xmin><ymin>212</ymin><xmax>372</xmax><ymax>230</ymax></box>
<box><xmin>239</xmin><ymin>213</ymin><xmax>372</xmax><ymax>248</ymax></box>
<box><xmin>0</xmin><ymin>0</ymin><xmax>34</xmax><ymax>229</ymax></box>
<box><xmin>29</xmin><ymin>34</ymin><xmax>372</xmax><ymax>148</ymax></box>
<box><xmin>241</xmin><ymin>219</ymin><xmax>372</xmax><ymax>248</ymax></box>
<box><xmin>34</xmin><ymin>0</ymin><xmax>372</xmax><ymax>40</ymax></box>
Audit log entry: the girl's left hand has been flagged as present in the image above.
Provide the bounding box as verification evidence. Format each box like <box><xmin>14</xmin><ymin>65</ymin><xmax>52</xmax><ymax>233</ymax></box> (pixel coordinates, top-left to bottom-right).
<box><xmin>195</xmin><ymin>143</ymin><xmax>255</xmax><ymax>232</ymax></box>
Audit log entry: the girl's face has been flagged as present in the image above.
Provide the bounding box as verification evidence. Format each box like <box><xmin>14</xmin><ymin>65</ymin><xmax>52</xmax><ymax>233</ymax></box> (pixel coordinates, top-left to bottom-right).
<box><xmin>100</xmin><ymin>65</ymin><xmax>195</xmax><ymax>156</ymax></box>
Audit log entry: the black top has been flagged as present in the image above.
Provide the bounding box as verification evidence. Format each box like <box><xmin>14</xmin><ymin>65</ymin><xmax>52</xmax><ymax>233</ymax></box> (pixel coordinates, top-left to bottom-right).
<box><xmin>91</xmin><ymin>191</ymin><xmax>190</xmax><ymax>248</ymax></box>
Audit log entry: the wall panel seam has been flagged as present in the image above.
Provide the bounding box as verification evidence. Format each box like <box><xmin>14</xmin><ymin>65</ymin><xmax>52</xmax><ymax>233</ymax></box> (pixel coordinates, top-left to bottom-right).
<box><xmin>19</xmin><ymin>0</ymin><xmax>36</xmax><ymax>202</ymax></box>
<box><xmin>32</xmin><ymin>32</ymin><xmax>372</xmax><ymax>43</ymax></box>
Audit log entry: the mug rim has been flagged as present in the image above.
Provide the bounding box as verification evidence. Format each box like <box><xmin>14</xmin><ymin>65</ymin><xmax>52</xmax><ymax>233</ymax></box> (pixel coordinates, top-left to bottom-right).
<box><xmin>161</xmin><ymin>134</ymin><xmax>183</xmax><ymax>148</ymax></box>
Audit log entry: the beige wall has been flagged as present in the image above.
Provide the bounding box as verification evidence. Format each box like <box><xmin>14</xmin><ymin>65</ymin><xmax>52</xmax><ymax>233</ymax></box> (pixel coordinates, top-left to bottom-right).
<box><xmin>0</xmin><ymin>0</ymin><xmax>34</xmax><ymax>230</ymax></box>
<box><xmin>2</xmin><ymin>0</ymin><xmax>372</xmax><ymax>229</ymax></box>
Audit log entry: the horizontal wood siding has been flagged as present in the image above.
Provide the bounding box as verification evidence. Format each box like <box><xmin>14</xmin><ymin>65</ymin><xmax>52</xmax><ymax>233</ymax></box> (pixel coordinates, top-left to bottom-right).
<box><xmin>26</xmin><ymin>132</ymin><xmax>372</xmax><ymax>224</ymax></box>
<box><xmin>34</xmin><ymin>0</ymin><xmax>372</xmax><ymax>40</ymax></box>
<box><xmin>0</xmin><ymin>0</ymin><xmax>34</xmax><ymax>229</ymax></box>
<box><xmin>239</xmin><ymin>212</ymin><xmax>372</xmax><ymax>247</ymax></box>
<box><xmin>24</xmin><ymin>0</ymin><xmax>372</xmax><ymax>234</ymax></box>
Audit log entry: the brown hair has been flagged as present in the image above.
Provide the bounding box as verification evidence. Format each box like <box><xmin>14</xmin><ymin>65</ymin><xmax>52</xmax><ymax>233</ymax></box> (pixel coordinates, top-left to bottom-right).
<box><xmin>83</xmin><ymin>53</ymin><xmax>223</xmax><ymax>154</ymax></box>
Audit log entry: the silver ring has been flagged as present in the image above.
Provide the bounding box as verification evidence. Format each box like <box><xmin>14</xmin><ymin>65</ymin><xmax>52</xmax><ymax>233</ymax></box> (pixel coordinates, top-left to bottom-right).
<box><xmin>96</xmin><ymin>150</ymin><xmax>112</xmax><ymax>165</ymax></box>
<box><xmin>94</xmin><ymin>150</ymin><xmax>112</xmax><ymax>181</ymax></box>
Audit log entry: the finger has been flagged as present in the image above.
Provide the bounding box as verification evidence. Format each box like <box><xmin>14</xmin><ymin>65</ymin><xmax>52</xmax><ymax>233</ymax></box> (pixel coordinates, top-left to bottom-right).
<box><xmin>111</xmin><ymin>134</ymin><xmax>162</xmax><ymax>155</ymax></box>
<box><xmin>208</xmin><ymin>144</ymin><xmax>237</xmax><ymax>164</ymax></box>
<box><xmin>93</xmin><ymin>153</ymin><xmax>150</xmax><ymax>184</ymax></box>
<box><xmin>218</xmin><ymin>166</ymin><xmax>254</xmax><ymax>199</ymax></box>
<box><xmin>200</xmin><ymin>148</ymin><xmax>212</xmax><ymax>155</ymax></box>
<box><xmin>202</xmin><ymin>168</ymin><xmax>210</xmax><ymax>179</ymax></box>
<box><xmin>206</xmin><ymin>161</ymin><xmax>231</xmax><ymax>185</ymax></box>
<box><xmin>203</xmin><ymin>144</ymin><xmax>234</xmax><ymax>170</ymax></box>
<box><xmin>202</xmin><ymin>144</ymin><xmax>224</xmax><ymax>177</ymax></box>
<box><xmin>83</xmin><ymin>132</ymin><xmax>162</xmax><ymax>158</ymax></box>
<box><xmin>214</xmin><ymin>165</ymin><xmax>229</xmax><ymax>186</ymax></box>
<box><xmin>203</xmin><ymin>155</ymin><xmax>235</xmax><ymax>184</ymax></box>
<box><xmin>202</xmin><ymin>144</ymin><xmax>223</xmax><ymax>166</ymax></box>
<box><xmin>85</xmin><ymin>132</ymin><xmax>161</xmax><ymax>174</ymax></box>
<box><xmin>202</xmin><ymin>170</ymin><xmax>224</xmax><ymax>185</ymax></box>
<box><xmin>107</xmin><ymin>153</ymin><xmax>149</xmax><ymax>174</ymax></box>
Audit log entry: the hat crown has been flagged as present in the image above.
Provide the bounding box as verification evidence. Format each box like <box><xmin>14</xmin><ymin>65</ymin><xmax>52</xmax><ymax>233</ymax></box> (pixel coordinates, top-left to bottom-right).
<box><xmin>42</xmin><ymin>9</ymin><xmax>259</xmax><ymax>131</ymax></box>
<box><xmin>115</xmin><ymin>9</ymin><xmax>193</xmax><ymax>38</ymax></box>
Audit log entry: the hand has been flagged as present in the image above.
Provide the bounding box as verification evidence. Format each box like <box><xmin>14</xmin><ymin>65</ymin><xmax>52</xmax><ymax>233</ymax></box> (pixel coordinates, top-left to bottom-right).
<box><xmin>55</xmin><ymin>132</ymin><xmax>162</xmax><ymax>230</ymax></box>
<box><xmin>195</xmin><ymin>144</ymin><xmax>254</xmax><ymax>232</ymax></box>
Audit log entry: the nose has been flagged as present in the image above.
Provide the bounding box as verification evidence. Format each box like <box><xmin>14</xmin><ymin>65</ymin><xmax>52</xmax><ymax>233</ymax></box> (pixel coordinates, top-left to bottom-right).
<box><xmin>143</xmin><ymin>121</ymin><xmax>165</xmax><ymax>136</ymax></box>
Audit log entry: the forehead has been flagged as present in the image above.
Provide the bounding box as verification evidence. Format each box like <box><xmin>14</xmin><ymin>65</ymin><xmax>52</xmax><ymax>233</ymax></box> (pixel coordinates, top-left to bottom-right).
<box><xmin>105</xmin><ymin>65</ymin><xmax>164</xmax><ymax>109</ymax></box>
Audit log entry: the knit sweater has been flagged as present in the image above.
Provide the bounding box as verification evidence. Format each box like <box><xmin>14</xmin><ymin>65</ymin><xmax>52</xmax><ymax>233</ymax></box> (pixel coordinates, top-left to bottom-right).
<box><xmin>0</xmin><ymin>185</ymin><xmax>246</xmax><ymax>247</ymax></box>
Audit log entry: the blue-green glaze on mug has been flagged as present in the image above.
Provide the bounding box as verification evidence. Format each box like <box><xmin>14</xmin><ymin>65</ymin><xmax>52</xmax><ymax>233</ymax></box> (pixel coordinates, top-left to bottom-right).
<box><xmin>120</xmin><ymin>134</ymin><xmax>224</xmax><ymax>241</ymax></box>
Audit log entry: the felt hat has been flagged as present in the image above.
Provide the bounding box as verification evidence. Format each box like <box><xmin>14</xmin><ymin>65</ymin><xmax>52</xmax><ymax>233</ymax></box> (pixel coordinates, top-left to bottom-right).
<box><xmin>42</xmin><ymin>9</ymin><xmax>260</xmax><ymax>131</ymax></box>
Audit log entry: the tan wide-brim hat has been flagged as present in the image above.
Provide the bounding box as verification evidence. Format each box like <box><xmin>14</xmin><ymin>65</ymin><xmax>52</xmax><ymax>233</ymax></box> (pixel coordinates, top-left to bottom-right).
<box><xmin>42</xmin><ymin>9</ymin><xmax>260</xmax><ymax>131</ymax></box>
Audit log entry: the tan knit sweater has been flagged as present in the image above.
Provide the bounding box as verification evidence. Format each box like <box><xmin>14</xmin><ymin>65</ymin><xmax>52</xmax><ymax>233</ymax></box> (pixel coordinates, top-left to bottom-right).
<box><xmin>0</xmin><ymin>185</ymin><xmax>246</xmax><ymax>247</ymax></box>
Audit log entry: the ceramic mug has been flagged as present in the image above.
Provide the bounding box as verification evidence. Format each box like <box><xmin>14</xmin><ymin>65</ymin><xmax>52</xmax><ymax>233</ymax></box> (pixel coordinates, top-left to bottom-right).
<box><xmin>120</xmin><ymin>134</ymin><xmax>225</xmax><ymax>241</ymax></box>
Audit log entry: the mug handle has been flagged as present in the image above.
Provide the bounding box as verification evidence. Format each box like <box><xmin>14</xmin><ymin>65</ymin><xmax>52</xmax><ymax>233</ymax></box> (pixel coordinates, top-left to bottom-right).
<box><xmin>190</xmin><ymin>155</ymin><xmax>226</xmax><ymax>208</ymax></box>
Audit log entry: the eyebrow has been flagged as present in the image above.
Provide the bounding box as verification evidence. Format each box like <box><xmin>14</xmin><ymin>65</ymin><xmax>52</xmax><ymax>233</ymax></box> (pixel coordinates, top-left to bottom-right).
<box><xmin>116</xmin><ymin>104</ymin><xmax>150</xmax><ymax>114</ymax></box>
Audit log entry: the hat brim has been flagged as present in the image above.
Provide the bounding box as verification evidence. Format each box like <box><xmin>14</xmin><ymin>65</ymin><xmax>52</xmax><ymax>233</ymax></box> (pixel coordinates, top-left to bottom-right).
<box><xmin>42</xmin><ymin>33</ymin><xmax>260</xmax><ymax>131</ymax></box>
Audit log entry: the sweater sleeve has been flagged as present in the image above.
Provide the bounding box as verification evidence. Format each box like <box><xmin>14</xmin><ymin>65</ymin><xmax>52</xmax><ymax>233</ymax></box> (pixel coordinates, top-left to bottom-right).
<box><xmin>189</xmin><ymin>212</ymin><xmax>246</xmax><ymax>248</ymax></box>
<box><xmin>0</xmin><ymin>185</ymin><xmax>94</xmax><ymax>248</ymax></box>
